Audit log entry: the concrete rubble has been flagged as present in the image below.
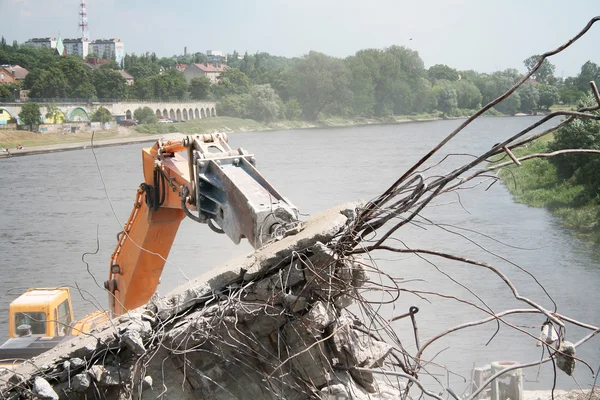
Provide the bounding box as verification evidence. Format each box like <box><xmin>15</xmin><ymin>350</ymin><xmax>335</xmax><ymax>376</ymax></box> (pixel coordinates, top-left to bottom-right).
<box><xmin>0</xmin><ymin>202</ymin><xmax>402</xmax><ymax>399</ymax></box>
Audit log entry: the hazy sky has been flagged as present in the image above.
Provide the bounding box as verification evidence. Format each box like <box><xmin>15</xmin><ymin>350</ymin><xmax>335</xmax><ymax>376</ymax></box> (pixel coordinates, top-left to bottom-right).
<box><xmin>1</xmin><ymin>0</ymin><xmax>599</xmax><ymax>77</ymax></box>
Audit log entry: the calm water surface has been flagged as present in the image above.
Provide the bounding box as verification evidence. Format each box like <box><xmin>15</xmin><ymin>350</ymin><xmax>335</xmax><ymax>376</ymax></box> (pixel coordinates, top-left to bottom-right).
<box><xmin>0</xmin><ymin>117</ymin><xmax>598</xmax><ymax>392</ymax></box>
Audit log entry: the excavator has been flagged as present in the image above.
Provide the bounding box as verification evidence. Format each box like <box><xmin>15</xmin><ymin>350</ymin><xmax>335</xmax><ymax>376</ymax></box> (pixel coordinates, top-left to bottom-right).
<box><xmin>0</xmin><ymin>133</ymin><xmax>299</xmax><ymax>365</ymax></box>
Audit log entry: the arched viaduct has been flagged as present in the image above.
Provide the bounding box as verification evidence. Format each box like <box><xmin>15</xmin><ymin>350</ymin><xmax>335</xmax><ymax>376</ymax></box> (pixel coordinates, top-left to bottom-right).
<box><xmin>0</xmin><ymin>101</ymin><xmax>217</xmax><ymax>123</ymax></box>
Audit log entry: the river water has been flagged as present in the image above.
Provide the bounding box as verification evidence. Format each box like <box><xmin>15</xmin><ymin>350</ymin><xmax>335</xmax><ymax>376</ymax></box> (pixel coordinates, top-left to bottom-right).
<box><xmin>0</xmin><ymin>117</ymin><xmax>598</xmax><ymax>393</ymax></box>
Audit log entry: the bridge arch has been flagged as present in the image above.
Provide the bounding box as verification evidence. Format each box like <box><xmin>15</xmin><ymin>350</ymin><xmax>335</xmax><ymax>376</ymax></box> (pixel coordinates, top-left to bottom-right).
<box><xmin>44</xmin><ymin>108</ymin><xmax>67</xmax><ymax>124</ymax></box>
<box><xmin>0</xmin><ymin>107</ymin><xmax>16</xmax><ymax>123</ymax></box>
<box><xmin>182</xmin><ymin>109</ymin><xmax>188</xmax><ymax>120</ymax></box>
<box><xmin>155</xmin><ymin>109</ymin><xmax>161</xmax><ymax>117</ymax></box>
<box><xmin>195</xmin><ymin>108</ymin><xmax>200</xmax><ymax>119</ymax></box>
<box><xmin>169</xmin><ymin>109</ymin><xmax>175</xmax><ymax>120</ymax></box>
<box><xmin>92</xmin><ymin>106</ymin><xmax>112</xmax><ymax>122</ymax></box>
<box><xmin>125</xmin><ymin>110</ymin><xmax>132</xmax><ymax>120</ymax></box>
<box><xmin>68</xmin><ymin>107</ymin><xmax>90</xmax><ymax>122</ymax></box>
<box><xmin>176</xmin><ymin>109</ymin><xmax>182</xmax><ymax>121</ymax></box>
<box><xmin>189</xmin><ymin>108</ymin><xmax>194</xmax><ymax>120</ymax></box>
<box><xmin>163</xmin><ymin>109</ymin><xmax>168</xmax><ymax>119</ymax></box>
<box><xmin>201</xmin><ymin>108</ymin><xmax>206</xmax><ymax>118</ymax></box>
<box><xmin>211</xmin><ymin>107</ymin><xmax>216</xmax><ymax>117</ymax></box>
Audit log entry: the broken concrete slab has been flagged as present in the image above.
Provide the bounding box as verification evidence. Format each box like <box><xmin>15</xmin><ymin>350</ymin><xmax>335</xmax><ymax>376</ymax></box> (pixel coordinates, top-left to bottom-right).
<box><xmin>0</xmin><ymin>201</ymin><xmax>402</xmax><ymax>400</ymax></box>
<box><xmin>151</xmin><ymin>202</ymin><xmax>356</xmax><ymax>320</ymax></box>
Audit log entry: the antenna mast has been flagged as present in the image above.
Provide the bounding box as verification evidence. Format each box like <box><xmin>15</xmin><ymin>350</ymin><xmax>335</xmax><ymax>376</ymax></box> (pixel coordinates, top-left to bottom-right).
<box><xmin>79</xmin><ymin>0</ymin><xmax>89</xmax><ymax>41</ymax></box>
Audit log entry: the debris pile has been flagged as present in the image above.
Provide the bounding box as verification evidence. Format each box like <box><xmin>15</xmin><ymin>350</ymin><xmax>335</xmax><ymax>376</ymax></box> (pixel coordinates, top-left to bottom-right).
<box><xmin>0</xmin><ymin>203</ymin><xmax>400</xmax><ymax>399</ymax></box>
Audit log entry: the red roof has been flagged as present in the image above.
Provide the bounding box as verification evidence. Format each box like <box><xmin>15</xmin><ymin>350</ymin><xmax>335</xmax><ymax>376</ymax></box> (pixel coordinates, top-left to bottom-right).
<box><xmin>119</xmin><ymin>70</ymin><xmax>134</xmax><ymax>80</ymax></box>
<box><xmin>190</xmin><ymin>63</ymin><xmax>227</xmax><ymax>73</ymax></box>
<box><xmin>0</xmin><ymin>65</ymin><xmax>29</xmax><ymax>80</ymax></box>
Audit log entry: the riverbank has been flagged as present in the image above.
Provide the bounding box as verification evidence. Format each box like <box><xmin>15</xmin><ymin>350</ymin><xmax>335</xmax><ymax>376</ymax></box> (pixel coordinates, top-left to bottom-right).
<box><xmin>133</xmin><ymin>114</ymin><xmax>448</xmax><ymax>135</ymax></box>
<box><xmin>0</xmin><ymin>114</ymin><xmax>446</xmax><ymax>158</ymax></box>
<box><xmin>0</xmin><ymin>127</ymin><xmax>151</xmax><ymax>158</ymax></box>
<box><xmin>496</xmin><ymin>136</ymin><xmax>600</xmax><ymax>252</ymax></box>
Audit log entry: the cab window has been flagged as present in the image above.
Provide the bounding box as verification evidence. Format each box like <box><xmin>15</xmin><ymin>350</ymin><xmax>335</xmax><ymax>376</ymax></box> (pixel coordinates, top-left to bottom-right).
<box><xmin>55</xmin><ymin>300</ymin><xmax>72</xmax><ymax>336</ymax></box>
<box><xmin>14</xmin><ymin>312</ymin><xmax>46</xmax><ymax>335</ymax></box>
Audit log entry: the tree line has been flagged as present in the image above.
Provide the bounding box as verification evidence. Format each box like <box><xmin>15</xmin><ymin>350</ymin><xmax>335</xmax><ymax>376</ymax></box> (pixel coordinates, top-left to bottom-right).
<box><xmin>1</xmin><ymin>37</ymin><xmax>599</xmax><ymax>124</ymax></box>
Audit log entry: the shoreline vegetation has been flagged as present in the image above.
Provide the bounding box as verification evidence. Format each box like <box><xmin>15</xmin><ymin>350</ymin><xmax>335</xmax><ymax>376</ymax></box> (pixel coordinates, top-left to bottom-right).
<box><xmin>0</xmin><ymin>112</ymin><xmax>459</xmax><ymax>151</ymax></box>
<box><xmin>1</xmin><ymin>107</ymin><xmax>566</xmax><ymax>152</ymax></box>
<box><xmin>496</xmin><ymin>133</ymin><xmax>600</xmax><ymax>253</ymax></box>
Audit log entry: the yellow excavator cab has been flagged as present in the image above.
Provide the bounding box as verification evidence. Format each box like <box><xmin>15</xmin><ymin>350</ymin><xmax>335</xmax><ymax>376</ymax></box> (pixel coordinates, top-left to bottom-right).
<box><xmin>8</xmin><ymin>288</ymin><xmax>74</xmax><ymax>338</ymax></box>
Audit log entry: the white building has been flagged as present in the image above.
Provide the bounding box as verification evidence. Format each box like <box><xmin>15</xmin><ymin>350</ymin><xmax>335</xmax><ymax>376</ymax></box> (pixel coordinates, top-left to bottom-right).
<box><xmin>89</xmin><ymin>39</ymin><xmax>125</xmax><ymax>65</ymax></box>
<box><xmin>207</xmin><ymin>50</ymin><xmax>226</xmax><ymax>64</ymax></box>
<box><xmin>183</xmin><ymin>63</ymin><xmax>228</xmax><ymax>84</ymax></box>
<box><xmin>25</xmin><ymin>37</ymin><xmax>57</xmax><ymax>49</ymax></box>
<box><xmin>63</xmin><ymin>38</ymin><xmax>89</xmax><ymax>58</ymax></box>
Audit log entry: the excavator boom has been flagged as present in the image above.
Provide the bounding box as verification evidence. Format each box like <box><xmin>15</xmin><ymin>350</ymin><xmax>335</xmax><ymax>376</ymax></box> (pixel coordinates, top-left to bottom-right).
<box><xmin>106</xmin><ymin>134</ymin><xmax>298</xmax><ymax>315</ymax></box>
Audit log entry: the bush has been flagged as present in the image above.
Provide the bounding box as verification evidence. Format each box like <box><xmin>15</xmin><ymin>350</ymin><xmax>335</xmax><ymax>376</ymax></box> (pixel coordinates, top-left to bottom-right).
<box><xmin>91</xmin><ymin>107</ymin><xmax>112</xmax><ymax>122</ymax></box>
<box><xmin>246</xmin><ymin>84</ymin><xmax>280</xmax><ymax>123</ymax></box>
<box><xmin>217</xmin><ymin>94</ymin><xmax>250</xmax><ymax>118</ymax></box>
<box><xmin>283</xmin><ymin>98</ymin><xmax>302</xmax><ymax>120</ymax></box>
<box><xmin>18</xmin><ymin>102</ymin><xmax>42</xmax><ymax>129</ymax></box>
<box><xmin>133</xmin><ymin>107</ymin><xmax>158</xmax><ymax>124</ymax></box>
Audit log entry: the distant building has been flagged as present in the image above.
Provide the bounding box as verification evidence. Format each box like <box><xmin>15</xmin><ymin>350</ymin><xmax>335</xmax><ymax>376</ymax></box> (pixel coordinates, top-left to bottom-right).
<box><xmin>83</xmin><ymin>58</ymin><xmax>112</xmax><ymax>70</ymax></box>
<box><xmin>0</xmin><ymin>65</ymin><xmax>29</xmax><ymax>85</ymax></box>
<box><xmin>89</xmin><ymin>39</ymin><xmax>124</xmax><ymax>65</ymax></box>
<box><xmin>119</xmin><ymin>70</ymin><xmax>134</xmax><ymax>86</ymax></box>
<box><xmin>206</xmin><ymin>50</ymin><xmax>227</xmax><ymax>64</ymax></box>
<box><xmin>183</xmin><ymin>63</ymin><xmax>228</xmax><ymax>84</ymax></box>
<box><xmin>175</xmin><ymin>63</ymin><xmax>187</xmax><ymax>73</ymax></box>
<box><xmin>63</xmin><ymin>38</ymin><xmax>89</xmax><ymax>58</ymax></box>
<box><xmin>25</xmin><ymin>37</ymin><xmax>57</xmax><ymax>49</ymax></box>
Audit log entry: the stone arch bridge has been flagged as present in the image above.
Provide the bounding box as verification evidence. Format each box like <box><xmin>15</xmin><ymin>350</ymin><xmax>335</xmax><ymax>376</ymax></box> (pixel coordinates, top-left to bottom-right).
<box><xmin>0</xmin><ymin>101</ymin><xmax>217</xmax><ymax>123</ymax></box>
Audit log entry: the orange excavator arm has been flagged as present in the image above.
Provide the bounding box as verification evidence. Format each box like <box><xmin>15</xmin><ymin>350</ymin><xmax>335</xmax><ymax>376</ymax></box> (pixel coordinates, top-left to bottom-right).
<box><xmin>105</xmin><ymin>134</ymin><xmax>298</xmax><ymax>316</ymax></box>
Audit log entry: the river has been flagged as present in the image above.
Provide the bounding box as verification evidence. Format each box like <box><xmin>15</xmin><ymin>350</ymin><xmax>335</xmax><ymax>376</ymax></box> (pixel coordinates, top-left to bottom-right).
<box><xmin>0</xmin><ymin>116</ymin><xmax>598</xmax><ymax>393</ymax></box>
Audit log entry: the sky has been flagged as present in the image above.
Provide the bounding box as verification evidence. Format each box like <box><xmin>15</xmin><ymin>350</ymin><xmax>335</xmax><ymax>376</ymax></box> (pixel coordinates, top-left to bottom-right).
<box><xmin>1</xmin><ymin>0</ymin><xmax>599</xmax><ymax>77</ymax></box>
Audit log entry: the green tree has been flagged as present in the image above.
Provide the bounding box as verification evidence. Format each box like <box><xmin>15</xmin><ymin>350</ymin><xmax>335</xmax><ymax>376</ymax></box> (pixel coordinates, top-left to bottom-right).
<box><xmin>214</xmin><ymin>68</ymin><xmax>251</xmax><ymax>98</ymax></box>
<box><xmin>133</xmin><ymin>107</ymin><xmax>158</xmax><ymax>124</ymax></box>
<box><xmin>559</xmin><ymin>86</ymin><xmax>585</xmax><ymax>105</ymax></box>
<box><xmin>92</xmin><ymin>68</ymin><xmax>126</xmax><ymax>99</ymax></box>
<box><xmin>246</xmin><ymin>84</ymin><xmax>281</xmax><ymax>123</ymax></box>
<box><xmin>99</xmin><ymin>60</ymin><xmax>120</xmax><ymax>70</ymax></box>
<box><xmin>217</xmin><ymin>94</ymin><xmax>250</xmax><ymax>118</ymax></box>
<box><xmin>130</xmin><ymin>77</ymin><xmax>154</xmax><ymax>100</ymax></box>
<box><xmin>517</xmin><ymin>82</ymin><xmax>539</xmax><ymax>113</ymax></box>
<box><xmin>18</xmin><ymin>102</ymin><xmax>42</xmax><ymax>130</ymax></box>
<box><xmin>538</xmin><ymin>85</ymin><xmax>560</xmax><ymax>109</ymax></box>
<box><xmin>412</xmin><ymin>77</ymin><xmax>438</xmax><ymax>113</ymax></box>
<box><xmin>428</xmin><ymin>64</ymin><xmax>459</xmax><ymax>82</ymax></box>
<box><xmin>495</xmin><ymin>92</ymin><xmax>521</xmax><ymax>115</ymax></box>
<box><xmin>523</xmin><ymin>55</ymin><xmax>556</xmax><ymax>85</ymax></box>
<box><xmin>0</xmin><ymin>85</ymin><xmax>11</xmax><ymax>98</ymax></box>
<box><xmin>437</xmin><ymin>85</ymin><xmax>458</xmax><ymax>115</ymax></box>
<box><xmin>44</xmin><ymin>102</ymin><xmax>63</xmax><ymax>123</ymax></box>
<box><xmin>289</xmin><ymin>51</ymin><xmax>351</xmax><ymax>120</ymax></box>
<box><xmin>453</xmin><ymin>80</ymin><xmax>482</xmax><ymax>109</ymax></box>
<box><xmin>474</xmin><ymin>69</ymin><xmax>522</xmax><ymax>113</ymax></box>
<box><xmin>73</xmin><ymin>81</ymin><xmax>97</xmax><ymax>99</ymax></box>
<box><xmin>189</xmin><ymin>76</ymin><xmax>211</xmax><ymax>100</ymax></box>
<box><xmin>28</xmin><ymin>68</ymin><xmax>69</xmax><ymax>98</ymax></box>
<box><xmin>150</xmin><ymin>70</ymin><xmax>188</xmax><ymax>100</ymax></box>
<box><xmin>283</xmin><ymin>98</ymin><xmax>302</xmax><ymax>120</ymax></box>
<box><xmin>58</xmin><ymin>56</ymin><xmax>93</xmax><ymax>95</ymax></box>
<box><xmin>91</xmin><ymin>107</ymin><xmax>112</xmax><ymax>123</ymax></box>
<box><xmin>549</xmin><ymin>96</ymin><xmax>600</xmax><ymax>199</ymax></box>
<box><xmin>574</xmin><ymin>61</ymin><xmax>599</xmax><ymax>93</ymax></box>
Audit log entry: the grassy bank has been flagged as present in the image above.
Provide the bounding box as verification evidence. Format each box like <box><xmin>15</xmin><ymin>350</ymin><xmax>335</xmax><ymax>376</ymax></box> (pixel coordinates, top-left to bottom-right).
<box><xmin>0</xmin><ymin>114</ymin><xmax>445</xmax><ymax>151</ymax></box>
<box><xmin>0</xmin><ymin>128</ymin><xmax>144</xmax><ymax>150</ymax></box>
<box><xmin>134</xmin><ymin>113</ymin><xmax>448</xmax><ymax>135</ymax></box>
<box><xmin>497</xmin><ymin>136</ymin><xmax>600</xmax><ymax>249</ymax></box>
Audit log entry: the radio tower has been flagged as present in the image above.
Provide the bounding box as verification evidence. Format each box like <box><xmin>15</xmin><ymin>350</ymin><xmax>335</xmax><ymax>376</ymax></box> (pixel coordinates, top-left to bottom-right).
<box><xmin>79</xmin><ymin>0</ymin><xmax>89</xmax><ymax>41</ymax></box>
